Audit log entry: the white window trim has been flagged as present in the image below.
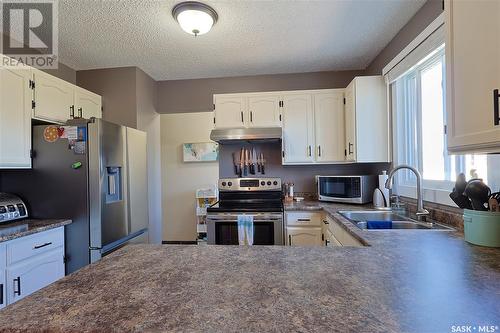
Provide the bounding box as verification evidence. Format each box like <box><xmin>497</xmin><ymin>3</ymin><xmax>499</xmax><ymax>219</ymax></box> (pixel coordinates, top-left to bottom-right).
<box><xmin>383</xmin><ymin>12</ymin><xmax>445</xmax><ymax>78</ymax></box>
<box><xmin>390</xmin><ymin>42</ymin><xmax>455</xmax><ymax>206</ymax></box>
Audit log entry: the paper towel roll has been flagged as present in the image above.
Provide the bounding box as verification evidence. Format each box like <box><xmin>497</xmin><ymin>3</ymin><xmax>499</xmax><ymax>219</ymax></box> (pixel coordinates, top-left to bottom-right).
<box><xmin>378</xmin><ymin>171</ymin><xmax>390</xmax><ymax>207</ymax></box>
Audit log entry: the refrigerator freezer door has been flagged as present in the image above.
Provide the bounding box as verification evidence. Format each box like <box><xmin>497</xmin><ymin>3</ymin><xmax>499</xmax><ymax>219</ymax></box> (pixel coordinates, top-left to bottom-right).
<box><xmin>88</xmin><ymin>120</ymin><xmax>129</xmax><ymax>260</ymax></box>
<box><xmin>126</xmin><ymin>127</ymin><xmax>149</xmax><ymax>238</ymax></box>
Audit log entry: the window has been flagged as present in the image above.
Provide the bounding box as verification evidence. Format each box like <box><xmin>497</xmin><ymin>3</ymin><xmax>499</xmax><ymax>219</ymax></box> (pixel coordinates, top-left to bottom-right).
<box><xmin>392</xmin><ymin>46</ymin><xmax>500</xmax><ymax>205</ymax></box>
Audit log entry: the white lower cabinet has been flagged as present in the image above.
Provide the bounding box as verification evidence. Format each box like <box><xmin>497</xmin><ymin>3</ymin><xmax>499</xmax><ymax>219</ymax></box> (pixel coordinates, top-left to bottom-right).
<box><xmin>0</xmin><ymin>244</ymin><xmax>5</xmax><ymax>310</ymax></box>
<box><xmin>6</xmin><ymin>249</ymin><xmax>64</xmax><ymax>304</ymax></box>
<box><xmin>285</xmin><ymin>211</ymin><xmax>323</xmax><ymax>246</ymax></box>
<box><xmin>326</xmin><ymin>215</ymin><xmax>362</xmax><ymax>247</ymax></box>
<box><xmin>1</xmin><ymin>227</ymin><xmax>65</xmax><ymax>307</ymax></box>
<box><xmin>287</xmin><ymin>227</ymin><xmax>322</xmax><ymax>246</ymax></box>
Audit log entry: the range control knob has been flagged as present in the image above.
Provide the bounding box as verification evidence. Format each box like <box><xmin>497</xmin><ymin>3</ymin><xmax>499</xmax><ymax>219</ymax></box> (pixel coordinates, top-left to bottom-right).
<box><xmin>260</xmin><ymin>181</ymin><xmax>265</xmax><ymax>186</ymax></box>
<box><xmin>267</xmin><ymin>181</ymin><xmax>272</xmax><ymax>185</ymax></box>
<box><xmin>228</xmin><ymin>182</ymin><xmax>232</xmax><ymax>186</ymax></box>
<box><xmin>221</xmin><ymin>182</ymin><xmax>227</xmax><ymax>186</ymax></box>
<box><xmin>273</xmin><ymin>181</ymin><xmax>278</xmax><ymax>185</ymax></box>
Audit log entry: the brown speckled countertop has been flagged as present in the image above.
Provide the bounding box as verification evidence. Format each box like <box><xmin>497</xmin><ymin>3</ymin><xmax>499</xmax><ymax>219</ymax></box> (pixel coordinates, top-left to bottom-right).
<box><xmin>0</xmin><ymin>203</ymin><xmax>499</xmax><ymax>333</ymax></box>
<box><xmin>0</xmin><ymin>218</ymin><xmax>72</xmax><ymax>243</ymax></box>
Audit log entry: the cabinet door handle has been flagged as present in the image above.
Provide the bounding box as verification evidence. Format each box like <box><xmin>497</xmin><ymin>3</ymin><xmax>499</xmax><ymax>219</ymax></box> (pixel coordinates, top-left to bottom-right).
<box><xmin>78</xmin><ymin>107</ymin><xmax>83</xmax><ymax>118</ymax></box>
<box><xmin>494</xmin><ymin>89</ymin><xmax>499</xmax><ymax>126</ymax></box>
<box><xmin>297</xmin><ymin>218</ymin><xmax>311</xmax><ymax>222</ymax></box>
<box><xmin>33</xmin><ymin>242</ymin><xmax>52</xmax><ymax>249</ymax></box>
<box><xmin>288</xmin><ymin>234</ymin><xmax>292</xmax><ymax>246</ymax></box>
<box><xmin>70</xmin><ymin>105</ymin><xmax>75</xmax><ymax>118</ymax></box>
<box><xmin>325</xmin><ymin>239</ymin><xmax>330</xmax><ymax>246</ymax></box>
<box><xmin>0</xmin><ymin>283</ymin><xmax>3</xmax><ymax>305</ymax></box>
<box><xmin>14</xmin><ymin>277</ymin><xmax>21</xmax><ymax>296</ymax></box>
<box><xmin>308</xmin><ymin>145</ymin><xmax>312</xmax><ymax>157</ymax></box>
<box><xmin>323</xmin><ymin>220</ymin><xmax>329</xmax><ymax>225</ymax></box>
<box><xmin>241</xmin><ymin>111</ymin><xmax>244</xmax><ymax>123</ymax></box>
<box><xmin>250</xmin><ymin>111</ymin><xmax>253</xmax><ymax>122</ymax></box>
<box><xmin>318</xmin><ymin>145</ymin><xmax>321</xmax><ymax>157</ymax></box>
<box><xmin>348</xmin><ymin>142</ymin><xmax>353</xmax><ymax>155</ymax></box>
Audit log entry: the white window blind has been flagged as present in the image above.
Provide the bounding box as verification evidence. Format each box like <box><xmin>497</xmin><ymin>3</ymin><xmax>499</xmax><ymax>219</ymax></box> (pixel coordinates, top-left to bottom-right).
<box><xmin>385</xmin><ymin>23</ymin><xmax>445</xmax><ymax>84</ymax></box>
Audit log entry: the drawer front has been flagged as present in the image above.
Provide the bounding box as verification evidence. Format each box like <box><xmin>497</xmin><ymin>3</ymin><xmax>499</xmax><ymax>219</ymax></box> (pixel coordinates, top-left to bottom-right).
<box><xmin>7</xmin><ymin>227</ymin><xmax>64</xmax><ymax>265</ymax></box>
<box><xmin>286</xmin><ymin>212</ymin><xmax>322</xmax><ymax>227</ymax></box>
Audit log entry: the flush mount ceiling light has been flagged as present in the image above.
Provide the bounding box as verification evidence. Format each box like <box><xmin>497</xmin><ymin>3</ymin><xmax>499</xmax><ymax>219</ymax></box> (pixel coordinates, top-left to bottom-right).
<box><xmin>172</xmin><ymin>1</ymin><xmax>218</xmax><ymax>36</ymax></box>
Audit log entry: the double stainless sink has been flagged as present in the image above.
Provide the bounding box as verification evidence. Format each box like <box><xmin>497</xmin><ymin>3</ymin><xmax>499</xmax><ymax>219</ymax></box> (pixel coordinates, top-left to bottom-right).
<box><xmin>338</xmin><ymin>210</ymin><xmax>452</xmax><ymax>230</ymax></box>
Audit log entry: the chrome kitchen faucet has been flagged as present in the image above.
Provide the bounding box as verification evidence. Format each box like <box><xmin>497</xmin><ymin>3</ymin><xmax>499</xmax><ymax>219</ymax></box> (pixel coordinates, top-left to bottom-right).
<box><xmin>385</xmin><ymin>165</ymin><xmax>430</xmax><ymax>221</ymax></box>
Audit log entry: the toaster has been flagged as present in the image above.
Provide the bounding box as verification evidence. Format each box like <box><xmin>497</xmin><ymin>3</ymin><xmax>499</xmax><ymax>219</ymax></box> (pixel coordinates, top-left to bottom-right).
<box><xmin>0</xmin><ymin>193</ymin><xmax>28</xmax><ymax>223</ymax></box>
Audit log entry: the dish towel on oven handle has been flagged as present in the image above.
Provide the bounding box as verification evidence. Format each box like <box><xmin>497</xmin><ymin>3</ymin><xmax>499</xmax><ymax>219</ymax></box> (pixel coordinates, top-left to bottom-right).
<box><xmin>237</xmin><ymin>215</ymin><xmax>254</xmax><ymax>245</ymax></box>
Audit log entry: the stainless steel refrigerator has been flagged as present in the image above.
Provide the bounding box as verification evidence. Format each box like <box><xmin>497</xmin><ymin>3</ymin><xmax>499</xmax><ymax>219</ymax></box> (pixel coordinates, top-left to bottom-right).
<box><xmin>0</xmin><ymin>119</ymin><xmax>149</xmax><ymax>273</ymax></box>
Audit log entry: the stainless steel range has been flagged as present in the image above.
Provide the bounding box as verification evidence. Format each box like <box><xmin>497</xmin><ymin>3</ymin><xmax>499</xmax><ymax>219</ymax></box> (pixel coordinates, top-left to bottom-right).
<box><xmin>206</xmin><ymin>178</ymin><xmax>284</xmax><ymax>245</ymax></box>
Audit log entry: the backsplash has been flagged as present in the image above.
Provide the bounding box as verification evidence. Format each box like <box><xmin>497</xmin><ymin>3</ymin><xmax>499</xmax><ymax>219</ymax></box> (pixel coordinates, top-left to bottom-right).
<box><xmin>218</xmin><ymin>142</ymin><xmax>391</xmax><ymax>193</ymax></box>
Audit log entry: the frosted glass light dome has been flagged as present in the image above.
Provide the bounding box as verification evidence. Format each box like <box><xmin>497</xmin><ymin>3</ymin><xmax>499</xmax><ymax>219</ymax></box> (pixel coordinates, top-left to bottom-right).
<box><xmin>172</xmin><ymin>2</ymin><xmax>218</xmax><ymax>36</ymax></box>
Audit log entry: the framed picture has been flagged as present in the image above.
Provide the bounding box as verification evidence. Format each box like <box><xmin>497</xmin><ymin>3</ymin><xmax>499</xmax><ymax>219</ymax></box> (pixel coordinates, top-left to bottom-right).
<box><xmin>183</xmin><ymin>142</ymin><xmax>219</xmax><ymax>162</ymax></box>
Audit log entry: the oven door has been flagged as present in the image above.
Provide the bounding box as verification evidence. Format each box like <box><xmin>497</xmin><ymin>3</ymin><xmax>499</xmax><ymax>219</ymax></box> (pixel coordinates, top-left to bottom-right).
<box><xmin>206</xmin><ymin>213</ymin><xmax>283</xmax><ymax>245</ymax></box>
<box><xmin>317</xmin><ymin>176</ymin><xmax>361</xmax><ymax>202</ymax></box>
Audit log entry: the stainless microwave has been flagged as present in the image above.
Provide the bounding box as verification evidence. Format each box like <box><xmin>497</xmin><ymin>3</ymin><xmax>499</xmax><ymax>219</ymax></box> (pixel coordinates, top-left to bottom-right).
<box><xmin>316</xmin><ymin>175</ymin><xmax>377</xmax><ymax>204</ymax></box>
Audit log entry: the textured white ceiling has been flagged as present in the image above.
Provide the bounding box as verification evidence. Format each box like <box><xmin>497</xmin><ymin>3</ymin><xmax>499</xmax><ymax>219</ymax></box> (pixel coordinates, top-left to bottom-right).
<box><xmin>58</xmin><ymin>0</ymin><xmax>426</xmax><ymax>81</ymax></box>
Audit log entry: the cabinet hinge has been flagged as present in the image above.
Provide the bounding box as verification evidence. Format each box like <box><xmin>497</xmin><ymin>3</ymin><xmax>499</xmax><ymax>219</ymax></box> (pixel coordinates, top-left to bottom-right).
<box><xmin>31</xmin><ymin>100</ymin><xmax>36</xmax><ymax>109</ymax></box>
<box><xmin>213</xmin><ymin>104</ymin><xmax>215</xmax><ymax>111</ymax></box>
<box><xmin>343</xmin><ymin>98</ymin><xmax>346</xmax><ymax>105</ymax></box>
<box><xmin>28</xmin><ymin>80</ymin><xmax>32</xmax><ymax>89</ymax></box>
<box><xmin>32</xmin><ymin>80</ymin><xmax>35</xmax><ymax>89</ymax></box>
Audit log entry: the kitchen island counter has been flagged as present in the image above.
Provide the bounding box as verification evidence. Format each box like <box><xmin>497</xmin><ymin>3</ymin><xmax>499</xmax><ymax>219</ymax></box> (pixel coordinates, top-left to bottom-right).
<box><xmin>0</xmin><ymin>206</ymin><xmax>499</xmax><ymax>332</ymax></box>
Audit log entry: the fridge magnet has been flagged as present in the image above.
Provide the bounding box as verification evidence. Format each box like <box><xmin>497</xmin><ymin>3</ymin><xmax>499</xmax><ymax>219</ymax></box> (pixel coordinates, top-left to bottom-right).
<box><xmin>43</xmin><ymin>126</ymin><xmax>59</xmax><ymax>142</ymax></box>
<box><xmin>182</xmin><ymin>142</ymin><xmax>219</xmax><ymax>162</ymax></box>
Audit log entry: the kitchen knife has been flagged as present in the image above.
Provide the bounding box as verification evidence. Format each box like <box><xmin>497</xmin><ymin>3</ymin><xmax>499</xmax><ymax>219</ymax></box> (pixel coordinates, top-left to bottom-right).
<box><xmin>232</xmin><ymin>152</ymin><xmax>239</xmax><ymax>175</ymax></box>
<box><xmin>250</xmin><ymin>148</ymin><xmax>256</xmax><ymax>175</ymax></box>
<box><xmin>257</xmin><ymin>151</ymin><xmax>261</xmax><ymax>173</ymax></box>
<box><xmin>243</xmin><ymin>148</ymin><xmax>249</xmax><ymax>177</ymax></box>
<box><xmin>240</xmin><ymin>148</ymin><xmax>245</xmax><ymax>177</ymax></box>
<box><xmin>260</xmin><ymin>152</ymin><xmax>265</xmax><ymax>175</ymax></box>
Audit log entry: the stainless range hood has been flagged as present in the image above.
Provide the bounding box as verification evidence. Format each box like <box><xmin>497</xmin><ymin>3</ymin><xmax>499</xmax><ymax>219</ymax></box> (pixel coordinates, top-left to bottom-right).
<box><xmin>210</xmin><ymin>127</ymin><xmax>282</xmax><ymax>144</ymax></box>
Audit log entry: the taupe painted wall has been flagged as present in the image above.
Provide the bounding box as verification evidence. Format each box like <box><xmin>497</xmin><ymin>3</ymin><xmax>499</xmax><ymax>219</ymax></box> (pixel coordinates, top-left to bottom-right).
<box><xmin>76</xmin><ymin>67</ymin><xmax>138</xmax><ymax>128</ymax></box>
<box><xmin>365</xmin><ymin>0</ymin><xmax>443</xmax><ymax>75</ymax></box>
<box><xmin>219</xmin><ymin>144</ymin><xmax>390</xmax><ymax>193</ymax></box>
<box><xmin>157</xmin><ymin>70</ymin><xmax>365</xmax><ymax>114</ymax></box>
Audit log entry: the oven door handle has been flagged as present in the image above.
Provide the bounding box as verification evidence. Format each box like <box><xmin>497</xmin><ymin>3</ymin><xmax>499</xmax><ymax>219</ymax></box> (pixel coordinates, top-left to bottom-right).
<box><xmin>207</xmin><ymin>218</ymin><xmax>283</xmax><ymax>222</ymax></box>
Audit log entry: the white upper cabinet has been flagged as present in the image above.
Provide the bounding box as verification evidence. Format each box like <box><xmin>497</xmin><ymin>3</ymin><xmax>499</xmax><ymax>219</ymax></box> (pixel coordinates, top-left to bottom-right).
<box><xmin>314</xmin><ymin>90</ymin><xmax>345</xmax><ymax>163</ymax></box>
<box><xmin>74</xmin><ymin>87</ymin><xmax>102</xmax><ymax>119</ymax></box>
<box><xmin>247</xmin><ymin>94</ymin><xmax>281</xmax><ymax>128</ymax></box>
<box><xmin>282</xmin><ymin>93</ymin><xmax>314</xmax><ymax>164</ymax></box>
<box><xmin>344</xmin><ymin>76</ymin><xmax>389</xmax><ymax>163</ymax></box>
<box><xmin>445</xmin><ymin>0</ymin><xmax>500</xmax><ymax>153</ymax></box>
<box><xmin>213</xmin><ymin>93</ymin><xmax>282</xmax><ymax>129</ymax></box>
<box><xmin>213</xmin><ymin>95</ymin><xmax>246</xmax><ymax>128</ymax></box>
<box><xmin>344</xmin><ymin>80</ymin><xmax>357</xmax><ymax>162</ymax></box>
<box><xmin>32</xmin><ymin>69</ymin><xmax>74</xmax><ymax>123</ymax></box>
<box><xmin>0</xmin><ymin>60</ymin><xmax>32</xmax><ymax>168</ymax></box>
